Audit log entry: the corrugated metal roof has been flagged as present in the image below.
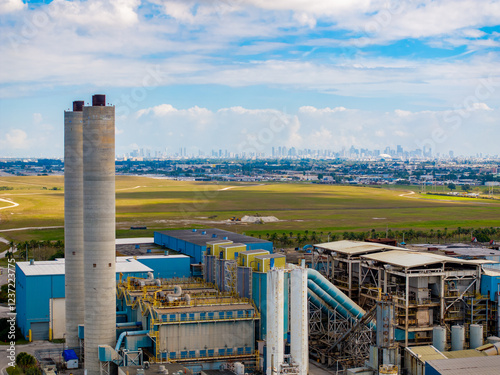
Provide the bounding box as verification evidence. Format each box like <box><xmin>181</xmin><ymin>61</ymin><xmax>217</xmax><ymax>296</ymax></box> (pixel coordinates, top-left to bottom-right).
<box><xmin>255</xmin><ymin>254</ymin><xmax>286</xmax><ymax>260</ymax></box>
<box><xmin>407</xmin><ymin>346</ymin><xmax>448</xmax><ymax>362</ymax></box>
<box><xmin>135</xmin><ymin>255</ymin><xmax>188</xmax><ymax>260</ymax></box>
<box><xmin>206</xmin><ymin>240</ymin><xmax>233</xmax><ymax>245</ymax></box>
<box><xmin>115</xmin><ymin>237</ymin><xmax>154</xmax><ymax>245</ymax></box>
<box><xmin>314</xmin><ymin>240</ymin><xmax>402</xmax><ymax>255</ymax></box>
<box><xmin>156</xmin><ymin>228</ymin><xmax>271</xmax><ymax>246</ymax></box>
<box><xmin>444</xmin><ymin>349</ymin><xmax>486</xmax><ymax>359</ymax></box>
<box><xmin>219</xmin><ymin>243</ymin><xmax>246</xmax><ymax>249</ymax></box>
<box><xmin>426</xmin><ymin>355</ymin><xmax>500</xmax><ymax>374</ymax></box>
<box><xmin>361</xmin><ymin>250</ymin><xmax>481</xmax><ymax>268</ymax></box>
<box><xmin>17</xmin><ymin>258</ymin><xmax>152</xmax><ymax>276</ymax></box>
<box><xmin>240</xmin><ymin>250</ymin><xmax>269</xmax><ymax>255</ymax></box>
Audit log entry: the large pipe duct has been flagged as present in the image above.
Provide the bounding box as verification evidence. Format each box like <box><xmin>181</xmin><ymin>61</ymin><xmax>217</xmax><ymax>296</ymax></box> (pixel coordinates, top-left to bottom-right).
<box><xmin>64</xmin><ymin>101</ymin><xmax>85</xmax><ymax>348</ymax></box>
<box><xmin>307</xmin><ymin>269</ymin><xmax>368</xmax><ymax>322</ymax></box>
<box><xmin>290</xmin><ymin>268</ymin><xmax>308</xmax><ymax>375</ymax></box>
<box><xmin>83</xmin><ymin>95</ymin><xmax>116</xmax><ymax>375</ymax></box>
<box><xmin>115</xmin><ymin>330</ymin><xmax>149</xmax><ymax>352</ymax></box>
<box><xmin>267</xmin><ymin>268</ymin><xmax>284</xmax><ymax>375</ymax></box>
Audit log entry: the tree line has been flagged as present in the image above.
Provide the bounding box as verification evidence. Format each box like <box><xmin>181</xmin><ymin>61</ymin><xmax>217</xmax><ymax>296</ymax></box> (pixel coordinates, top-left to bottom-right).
<box><xmin>5</xmin><ymin>240</ymin><xmax>64</xmax><ymax>261</ymax></box>
<box><xmin>253</xmin><ymin>226</ymin><xmax>499</xmax><ymax>247</ymax></box>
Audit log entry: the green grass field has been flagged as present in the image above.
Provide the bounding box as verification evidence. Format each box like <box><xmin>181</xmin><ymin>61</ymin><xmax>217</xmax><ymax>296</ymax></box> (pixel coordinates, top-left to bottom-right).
<box><xmin>0</xmin><ymin>176</ymin><xmax>499</xmax><ymax>243</ymax></box>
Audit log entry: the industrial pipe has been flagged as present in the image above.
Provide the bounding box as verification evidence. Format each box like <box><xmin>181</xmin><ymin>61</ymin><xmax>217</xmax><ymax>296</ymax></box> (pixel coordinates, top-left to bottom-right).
<box><xmin>116</xmin><ymin>322</ymin><xmax>142</xmax><ymax>328</ymax></box>
<box><xmin>115</xmin><ymin>330</ymin><xmax>149</xmax><ymax>352</ymax></box>
<box><xmin>307</xmin><ymin>269</ymin><xmax>377</xmax><ymax>331</ymax></box>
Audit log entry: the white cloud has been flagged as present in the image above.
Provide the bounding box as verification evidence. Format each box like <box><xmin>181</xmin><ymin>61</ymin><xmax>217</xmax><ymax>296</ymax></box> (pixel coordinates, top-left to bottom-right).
<box><xmin>114</xmin><ymin>103</ymin><xmax>500</xmax><ymax>157</ymax></box>
<box><xmin>470</xmin><ymin>102</ymin><xmax>493</xmax><ymax>111</ymax></box>
<box><xmin>1</xmin><ymin>129</ymin><xmax>29</xmax><ymax>150</ymax></box>
<box><xmin>0</xmin><ymin>0</ymin><xmax>25</xmax><ymax>14</ymax></box>
<box><xmin>33</xmin><ymin>113</ymin><xmax>43</xmax><ymax>124</ymax></box>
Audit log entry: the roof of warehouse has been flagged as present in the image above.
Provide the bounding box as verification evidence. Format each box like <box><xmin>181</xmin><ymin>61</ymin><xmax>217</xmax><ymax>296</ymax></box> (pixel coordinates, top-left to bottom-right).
<box><xmin>17</xmin><ymin>257</ymin><xmax>152</xmax><ymax>276</ymax></box>
<box><xmin>115</xmin><ymin>237</ymin><xmax>154</xmax><ymax>245</ymax></box>
<box><xmin>255</xmin><ymin>253</ymin><xmax>285</xmax><ymax>259</ymax></box>
<box><xmin>444</xmin><ymin>349</ymin><xmax>486</xmax><ymax>359</ymax></box>
<box><xmin>155</xmin><ymin>228</ymin><xmax>271</xmax><ymax>246</ymax></box>
<box><xmin>407</xmin><ymin>346</ymin><xmax>486</xmax><ymax>363</ymax></box>
<box><xmin>314</xmin><ymin>240</ymin><xmax>402</xmax><ymax>256</ymax></box>
<box><xmin>361</xmin><ymin>250</ymin><xmax>484</xmax><ymax>268</ymax></box>
<box><xmin>220</xmin><ymin>243</ymin><xmax>246</xmax><ymax>249</ymax></box>
<box><xmin>426</xmin><ymin>355</ymin><xmax>500</xmax><ymax>374</ymax></box>
<box><xmin>407</xmin><ymin>346</ymin><xmax>448</xmax><ymax>362</ymax></box>
<box><xmin>206</xmin><ymin>240</ymin><xmax>233</xmax><ymax>245</ymax></box>
<box><xmin>135</xmin><ymin>255</ymin><xmax>189</xmax><ymax>260</ymax></box>
<box><xmin>240</xmin><ymin>249</ymin><xmax>270</xmax><ymax>254</ymax></box>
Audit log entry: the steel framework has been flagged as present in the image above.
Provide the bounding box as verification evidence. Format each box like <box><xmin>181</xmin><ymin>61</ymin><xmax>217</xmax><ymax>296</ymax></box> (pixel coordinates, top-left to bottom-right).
<box><xmin>308</xmin><ymin>296</ymin><xmax>375</xmax><ymax>370</ymax></box>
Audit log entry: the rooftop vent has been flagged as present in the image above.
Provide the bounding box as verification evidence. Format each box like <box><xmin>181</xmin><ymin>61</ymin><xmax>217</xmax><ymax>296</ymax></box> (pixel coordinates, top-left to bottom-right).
<box><xmin>92</xmin><ymin>94</ymin><xmax>106</xmax><ymax>107</ymax></box>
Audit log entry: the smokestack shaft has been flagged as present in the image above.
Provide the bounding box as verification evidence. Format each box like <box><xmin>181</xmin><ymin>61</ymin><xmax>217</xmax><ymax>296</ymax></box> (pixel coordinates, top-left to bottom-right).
<box><xmin>64</xmin><ymin>105</ymin><xmax>85</xmax><ymax>348</ymax></box>
<box><xmin>83</xmin><ymin>98</ymin><xmax>116</xmax><ymax>375</ymax></box>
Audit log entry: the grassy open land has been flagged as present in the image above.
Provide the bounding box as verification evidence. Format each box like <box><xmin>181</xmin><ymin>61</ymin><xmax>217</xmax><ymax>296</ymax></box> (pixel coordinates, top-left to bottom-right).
<box><xmin>0</xmin><ymin>176</ymin><xmax>499</xmax><ymax>244</ymax></box>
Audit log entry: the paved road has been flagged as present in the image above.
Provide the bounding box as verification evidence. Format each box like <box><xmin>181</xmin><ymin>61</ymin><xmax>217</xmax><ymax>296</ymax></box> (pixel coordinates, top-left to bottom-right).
<box><xmin>309</xmin><ymin>360</ymin><xmax>338</xmax><ymax>375</ymax></box>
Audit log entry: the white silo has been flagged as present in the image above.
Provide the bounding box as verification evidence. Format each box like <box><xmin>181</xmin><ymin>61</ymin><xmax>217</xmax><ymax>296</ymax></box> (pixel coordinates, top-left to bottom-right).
<box><xmin>64</xmin><ymin>100</ymin><xmax>85</xmax><ymax>348</ymax></box>
<box><xmin>290</xmin><ymin>268</ymin><xmax>308</xmax><ymax>375</ymax></box>
<box><xmin>266</xmin><ymin>268</ymin><xmax>284</xmax><ymax>375</ymax></box>
<box><xmin>83</xmin><ymin>94</ymin><xmax>116</xmax><ymax>375</ymax></box>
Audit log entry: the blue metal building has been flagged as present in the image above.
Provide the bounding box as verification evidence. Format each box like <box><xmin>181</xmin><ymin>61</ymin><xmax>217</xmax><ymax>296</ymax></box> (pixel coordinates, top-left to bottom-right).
<box><xmin>15</xmin><ymin>254</ymin><xmax>191</xmax><ymax>341</ymax></box>
<box><xmin>154</xmin><ymin>228</ymin><xmax>273</xmax><ymax>264</ymax></box>
<box><xmin>134</xmin><ymin>255</ymin><xmax>191</xmax><ymax>279</ymax></box>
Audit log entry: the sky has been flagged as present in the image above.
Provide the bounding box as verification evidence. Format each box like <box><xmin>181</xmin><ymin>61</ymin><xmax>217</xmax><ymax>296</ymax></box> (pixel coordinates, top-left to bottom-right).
<box><xmin>0</xmin><ymin>0</ymin><xmax>499</xmax><ymax>158</ymax></box>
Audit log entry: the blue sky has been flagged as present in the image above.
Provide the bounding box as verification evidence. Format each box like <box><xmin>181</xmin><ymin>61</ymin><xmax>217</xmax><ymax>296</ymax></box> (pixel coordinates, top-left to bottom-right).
<box><xmin>0</xmin><ymin>0</ymin><xmax>499</xmax><ymax>157</ymax></box>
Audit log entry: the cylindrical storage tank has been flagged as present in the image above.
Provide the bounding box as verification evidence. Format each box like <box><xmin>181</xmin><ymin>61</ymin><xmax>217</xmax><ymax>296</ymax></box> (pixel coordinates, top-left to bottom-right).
<box><xmin>290</xmin><ymin>268</ymin><xmax>309</xmax><ymax>375</ymax></box>
<box><xmin>83</xmin><ymin>95</ymin><xmax>116</xmax><ymax>375</ymax></box>
<box><xmin>487</xmin><ymin>336</ymin><xmax>500</xmax><ymax>344</ymax></box>
<box><xmin>470</xmin><ymin>324</ymin><xmax>484</xmax><ymax>349</ymax></box>
<box><xmin>451</xmin><ymin>325</ymin><xmax>465</xmax><ymax>351</ymax></box>
<box><xmin>64</xmin><ymin>101</ymin><xmax>85</xmax><ymax>348</ymax></box>
<box><xmin>379</xmin><ymin>365</ymin><xmax>398</xmax><ymax>374</ymax></box>
<box><xmin>266</xmin><ymin>269</ymin><xmax>284</xmax><ymax>375</ymax></box>
<box><xmin>433</xmin><ymin>326</ymin><xmax>447</xmax><ymax>352</ymax></box>
<box><xmin>234</xmin><ymin>362</ymin><xmax>244</xmax><ymax>375</ymax></box>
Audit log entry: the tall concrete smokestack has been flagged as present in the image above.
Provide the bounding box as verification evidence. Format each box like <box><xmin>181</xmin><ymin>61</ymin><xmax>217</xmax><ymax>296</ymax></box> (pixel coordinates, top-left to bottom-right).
<box><xmin>83</xmin><ymin>95</ymin><xmax>116</xmax><ymax>375</ymax></box>
<box><xmin>64</xmin><ymin>100</ymin><xmax>85</xmax><ymax>348</ymax></box>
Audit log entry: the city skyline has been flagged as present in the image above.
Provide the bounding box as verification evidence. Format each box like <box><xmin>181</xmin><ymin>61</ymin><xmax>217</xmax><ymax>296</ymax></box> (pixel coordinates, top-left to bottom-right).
<box><xmin>1</xmin><ymin>1</ymin><xmax>499</xmax><ymax>157</ymax></box>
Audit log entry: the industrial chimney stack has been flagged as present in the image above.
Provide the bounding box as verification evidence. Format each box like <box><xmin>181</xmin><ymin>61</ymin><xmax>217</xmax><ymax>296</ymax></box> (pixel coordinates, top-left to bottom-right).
<box><xmin>64</xmin><ymin>101</ymin><xmax>85</xmax><ymax>348</ymax></box>
<box><xmin>82</xmin><ymin>95</ymin><xmax>116</xmax><ymax>375</ymax></box>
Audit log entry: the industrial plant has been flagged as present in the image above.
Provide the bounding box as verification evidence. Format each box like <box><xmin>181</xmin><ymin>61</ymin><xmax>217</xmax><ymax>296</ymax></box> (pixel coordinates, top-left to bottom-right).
<box><xmin>13</xmin><ymin>95</ymin><xmax>500</xmax><ymax>375</ymax></box>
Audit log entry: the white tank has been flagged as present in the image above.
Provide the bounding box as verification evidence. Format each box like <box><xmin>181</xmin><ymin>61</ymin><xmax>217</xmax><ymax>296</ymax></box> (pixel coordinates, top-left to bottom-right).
<box><xmin>290</xmin><ymin>268</ymin><xmax>309</xmax><ymax>375</ymax></box>
<box><xmin>83</xmin><ymin>95</ymin><xmax>116</xmax><ymax>375</ymax></box>
<box><xmin>64</xmin><ymin>101</ymin><xmax>85</xmax><ymax>348</ymax></box>
<box><xmin>432</xmin><ymin>326</ymin><xmax>447</xmax><ymax>352</ymax></box>
<box><xmin>470</xmin><ymin>324</ymin><xmax>483</xmax><ymax>349</ymax></box>
<box><xmin>266</xmin><ymin>269</ymin><xmax>284</xmax><ymax>375</ymax></box>
<box><xmin>233</xmin><ymin>362</ymin><xmax>244</xmax><ymax>375</ymax></box>
<box><xmin>451</xmin><ymin>325</ymin><xmax>465</xmax><ymax>351</ymax></box>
